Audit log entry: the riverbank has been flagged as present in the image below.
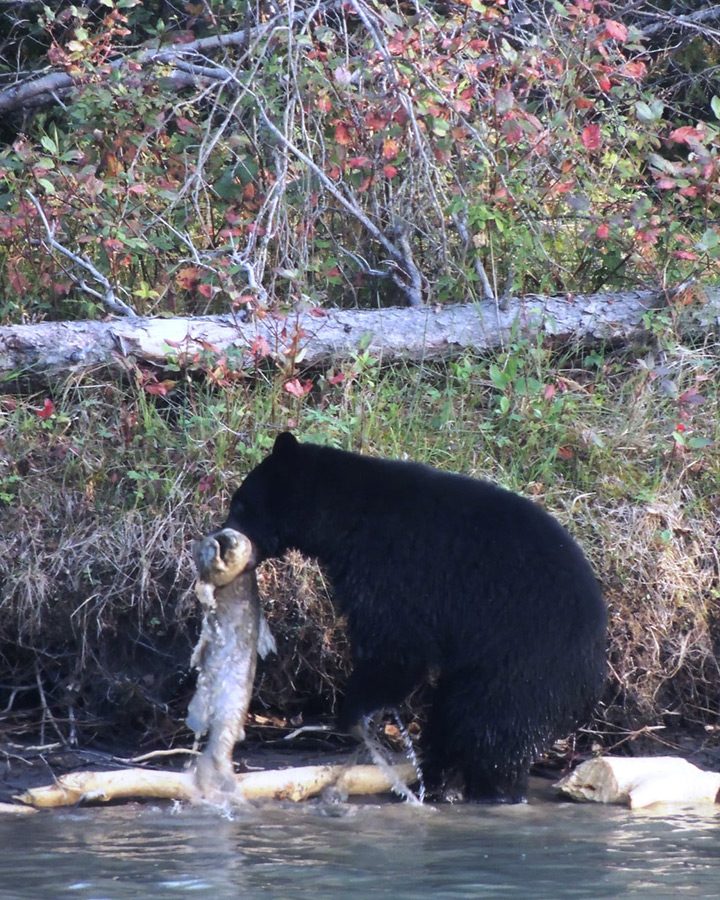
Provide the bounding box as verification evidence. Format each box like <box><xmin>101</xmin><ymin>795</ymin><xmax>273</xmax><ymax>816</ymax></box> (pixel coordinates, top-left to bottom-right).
<box><xmin>1</xmin><ymin>331</ymin><xmax>719</xmax><ymax>752</ymax></box>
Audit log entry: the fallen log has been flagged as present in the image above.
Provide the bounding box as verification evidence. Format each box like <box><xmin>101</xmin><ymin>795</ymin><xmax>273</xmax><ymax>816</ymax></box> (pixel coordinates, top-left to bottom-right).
<box><xmin>17</xmin><ymin>762</ymin><xmax>418</xmax><ymax>808</ymax></box>
<box><xmin>2</xmin><ymin>287</ymin><xmax>718</xmax><ymax>380</ymax></box>
<box><xmin>556</xmin><ymin>756</ymin><xmax>720</xmax><ymax>809</ymax></box>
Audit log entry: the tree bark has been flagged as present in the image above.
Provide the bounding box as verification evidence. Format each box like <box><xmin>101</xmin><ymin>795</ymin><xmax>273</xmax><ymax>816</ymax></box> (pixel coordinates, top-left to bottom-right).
<box><xmin>1</xmin><ymin>288</ymin><xmax>718</xmax><ymax>380</ymax></box>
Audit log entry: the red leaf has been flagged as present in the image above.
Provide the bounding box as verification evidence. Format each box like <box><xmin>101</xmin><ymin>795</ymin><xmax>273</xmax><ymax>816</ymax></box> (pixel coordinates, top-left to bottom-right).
<box><xmin>316</xmin><ymin>94</ymin><xmax>332</xmax><ymax>114</ymax></box>
<box><xmin>382</xmin><ymin>138</ymin><xmax>400</xmax><ymax>161</ymax></box>
<box><xmin>669</xmin><ymin>126</ymin><xmax>705</xmax><ymax>145</ymax></box>
<box><xmin>383</xmin><ymin>165</ymin><xmax>398</xmax><ymax>179</ymax></box>
<box><xmin>176</xmin><ymin>267</ymin><xmax>200</xmax><ymax>291</ymax></box>
<box><xmin>596</xmin><ymin>223</ymin><xmax>610</xmax><ymax>239</ymax></box>
<box><xmin>656</xmin><ymin>177</ymin><xmax>676</xmax><ymax>190</ymax></box>
<box><xmin>581</xmin><ymin>124</ymin><xmax>602</xmax><ymax>151</ymax></box>
<box><xmin>334</xmin><ymin>123</ymin><xmax>353</xmax><ymax>146</ymax></box>
<box><xmin>284</xmin><ymin>378</ymin><xmax>313</xmax><ymax>398</ymax></box>
<box><xmin>557</xmin><ymin>446</ymin><xmax>575</xmax><ymax>460</ymax></box>
<box><xmin>620</xmin><ymin>61</ymin><xmax>646</xmax><ymax>80</ymax></box>
<box><xmin>198</xmin><ymin>474</ymin><xmax>214</xmax><ymax>493</ymax></box>
<box><xmin>673</xmin><ymin>250</ymin><xmax>698</xmax><ymax>261</ymax></box>
<box><xmin>35</xmin><ymin>398</ymin><xmax>54</xmax><ymax>419</ymax></box>
<box><xmin>144</xmin><ymin>380</ymin><xmax>176</xmax><ymax>396</ymax></box>
<box><xmin>364</xmin><ymin>111</ymin><xmax>388</xmax><ymax>132</ymax></box>
<box><xmin>603</xmin><ymin>19</ymin><xmax>628</xmax><ymax>42</ymax></box>
<box><xmin>250</xmin><ymin>335</ymin><xmax>272</xmax><ymax>358</ymax></box>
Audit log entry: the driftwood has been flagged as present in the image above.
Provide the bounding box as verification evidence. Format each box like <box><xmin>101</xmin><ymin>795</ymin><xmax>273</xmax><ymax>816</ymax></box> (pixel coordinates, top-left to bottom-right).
<box><xmin>17</xmin><ymin>762</ymin><xmax>418</xmax><ymax>808</ymax></box>
<box><xmin>15</xmin><ymin>527</ymin><xmax>417</xmax><ymax>810</ymax></box>
<box><xmin>556</xmin><ymin>756</ymin><xmax>720</xmax><ymax>809</ymax></box>
<box><xmin>2</xmin><ymin>288</ymin><xmax>718</xmax><ymax>380</ymax></box>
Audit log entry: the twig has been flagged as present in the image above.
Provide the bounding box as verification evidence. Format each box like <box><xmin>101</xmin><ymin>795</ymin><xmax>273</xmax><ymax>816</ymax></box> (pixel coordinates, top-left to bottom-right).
<box><xmin>283</xmin><ymin>724</ymin><xmax>334</xmax><ymax>741</ymax></box>
<box><xmin>34</xmin><ymin>661</ymin><xmax>67</xmax><ymax>748</ymax></box>
<box><xmin>113</xmin><ymin>748</ymin><xmax>201</xmax><ymax>764</ymax></box>
<box><xmin>242</xmin><ymin>84</ymin><xmax>424</xmax><ymax>306</ymax></box>
<box><xmin>26</xmin><ymin>191</ymin><xmax>137</xmax><ymax>317</ymax></box>
<box><xmin>638</xmin><ymin>5</ymin><xmax>720</xmax><ymax>39</ymax></box>
<box><xmin>453</xmin><ymin>212</ymin><xmax>495</xmax><ymax>301</ymax></box>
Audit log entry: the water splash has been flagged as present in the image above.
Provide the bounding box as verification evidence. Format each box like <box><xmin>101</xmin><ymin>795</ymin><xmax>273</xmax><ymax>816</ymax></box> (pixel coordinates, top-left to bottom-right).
<box><xmin>360</xmin><ymin>712</ymin><xmax>425</xmax><ymax>806</ymax></box>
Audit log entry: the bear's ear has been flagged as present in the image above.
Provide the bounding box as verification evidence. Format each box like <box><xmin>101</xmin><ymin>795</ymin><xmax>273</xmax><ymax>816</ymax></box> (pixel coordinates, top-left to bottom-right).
<box><xmin>272</xmin><ymin>431</ymin><xmax>299</xmax><ymax>458</ymax></box>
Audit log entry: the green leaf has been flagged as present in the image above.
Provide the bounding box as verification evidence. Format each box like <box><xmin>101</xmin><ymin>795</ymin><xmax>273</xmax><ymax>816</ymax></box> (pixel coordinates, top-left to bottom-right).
<box><xmin>712</xmin><ymin>96</ymin><xmax>720</xmax><ymax>120</ymax></box>
<box><xmin>688</xmin><ymin>436</ymin><xmax>712</xmax><ymax>450</ymax></box>
<box><xmin>40</xmin><ymin>135</ymin><xmax>58</xmax><ymax>155</ymax></box>
<box><xmin>635</xmin><ymin>101</ymin><xmax>660</xmax><ymax>124</ymax></box>
<box><xmin>489</xmin><ymin>364</ymin><xmax>509</xmax><ymax>390</ymax></box>
<box><xmin>38</xmin><ymin>178</ymin><xmax>56</xmax><ymax>194</ymax></box>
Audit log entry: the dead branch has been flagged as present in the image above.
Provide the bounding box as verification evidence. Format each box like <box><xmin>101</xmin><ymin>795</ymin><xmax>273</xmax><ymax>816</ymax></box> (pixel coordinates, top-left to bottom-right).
<box><xmin>637</xmin><ymin>5</ymin><xmax>720</xmax><ymax>39</ymax></box>
<box><xmin>26</xmin><ymin>192</ymin><xmax>137</xmax><ymax>318</ymax></box>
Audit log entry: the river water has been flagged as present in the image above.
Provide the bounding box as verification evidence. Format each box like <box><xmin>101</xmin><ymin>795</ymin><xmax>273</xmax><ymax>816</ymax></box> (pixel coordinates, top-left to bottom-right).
<box><xmin>2</xmin><ymin>787</ymin><xmax>720</xmax><ymax>899</ymax></box>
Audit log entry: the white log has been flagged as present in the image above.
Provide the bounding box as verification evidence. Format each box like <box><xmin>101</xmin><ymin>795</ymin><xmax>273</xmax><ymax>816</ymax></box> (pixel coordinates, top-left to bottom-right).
<box><xmin>556</xmin><ymin>756</ymin><xmax>720</xmax><ymax>809</ymax></box>
<box><xmin>15</xmin><ymin>762</ymin><xmax>418</xmax><ymax>809</ymax></box>
<box><xmin>2</xmin><ymin>289</ymin><xmax>718</xmax><ymax>379</ymax></box>
<box><xmin>0</xmin><ymin>801</ymin><xmax>36</xmax><ymax>815</ymax></box>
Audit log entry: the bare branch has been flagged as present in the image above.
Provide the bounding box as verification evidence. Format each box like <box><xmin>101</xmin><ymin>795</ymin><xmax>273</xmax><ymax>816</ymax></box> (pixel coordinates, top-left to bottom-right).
<box><xmin>26</xmin><ymin>192</ymin><xmax>137</xmax><ymax>317</ymax></box>
<box><xmin>637</xmin><ymin>5</ymin><xmax>720</xmax><ymax>39</ymax></box>
<box><xmin>240</xmin><ymin>83</ymin><xmax>424</xmax><ymax>306</ymax></box>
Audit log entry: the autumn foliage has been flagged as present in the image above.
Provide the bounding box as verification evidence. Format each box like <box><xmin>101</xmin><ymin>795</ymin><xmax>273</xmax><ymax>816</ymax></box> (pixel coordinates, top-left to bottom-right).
<box><xmin>0</xmin><ymin>0</ymin><xmax>719</xmax><ymax>320</ymax></box>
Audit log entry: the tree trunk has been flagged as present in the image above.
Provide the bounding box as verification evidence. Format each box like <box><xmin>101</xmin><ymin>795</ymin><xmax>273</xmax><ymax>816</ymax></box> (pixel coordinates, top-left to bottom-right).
<box><xmin>1</xmin><ymin>289</ymin><xmax>717</xmax><ymax>380</ymax></box>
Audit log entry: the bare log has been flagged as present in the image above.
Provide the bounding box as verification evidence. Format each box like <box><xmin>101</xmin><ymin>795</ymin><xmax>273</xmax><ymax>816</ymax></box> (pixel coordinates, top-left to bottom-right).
<box><xmin>16</xmin><ymin>762</ymin><xmax>418</xmax><ymax>808</ymax></box>
<box><xmin>556</xmin><ymin>756</ymin><xmax>720</xmax><ymax>809</ymax></box>
<box><xmin>0</xmin><ymin>801</ymin><xmax>36</xmax><ymax>816</ymax></box>
<box><xmin>2</xmin><ymin>288</ymin><xmax>718</xmax><ymax>380</ymax></box>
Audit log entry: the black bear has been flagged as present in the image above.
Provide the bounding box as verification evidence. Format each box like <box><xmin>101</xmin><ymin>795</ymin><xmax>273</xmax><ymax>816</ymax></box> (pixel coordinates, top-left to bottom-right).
<box><xmin>224</xmin><ymin>432</ymin><xmax>606</xmax><ymax>802</ymax></box>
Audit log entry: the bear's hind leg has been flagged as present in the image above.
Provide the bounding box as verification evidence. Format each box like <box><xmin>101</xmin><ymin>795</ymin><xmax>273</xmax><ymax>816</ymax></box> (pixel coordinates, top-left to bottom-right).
<box><xmin>428</xmin><ymin>672</ymin><xmax>533</xmax><ymax>804</ymax></box>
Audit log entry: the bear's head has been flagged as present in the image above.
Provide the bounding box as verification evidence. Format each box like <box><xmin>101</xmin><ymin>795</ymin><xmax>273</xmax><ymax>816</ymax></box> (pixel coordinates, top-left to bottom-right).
<box><xmin>223</xmin><ymin>431</ymin><xmax>300</xmax><ymax>564</ymax></box>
